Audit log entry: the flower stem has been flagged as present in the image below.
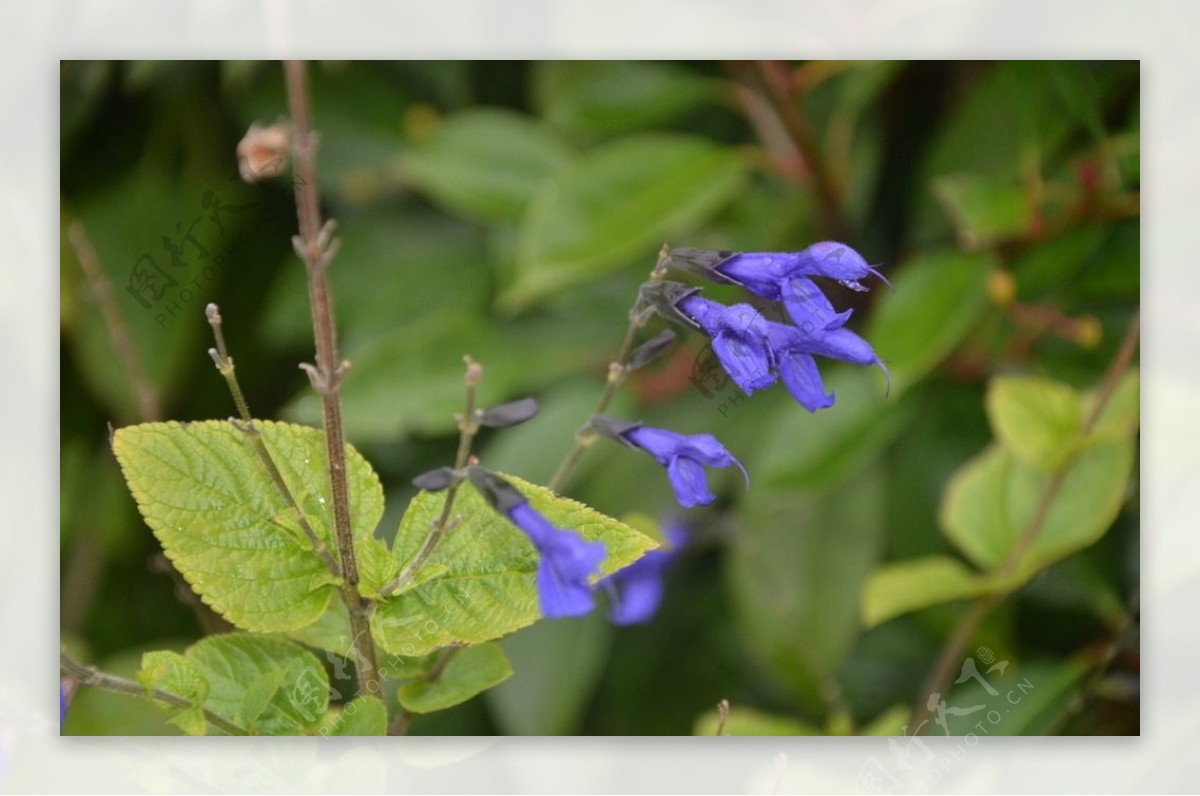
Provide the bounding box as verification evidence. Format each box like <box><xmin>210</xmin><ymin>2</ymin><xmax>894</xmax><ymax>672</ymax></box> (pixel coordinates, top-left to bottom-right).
<box><xmin>547</xmin><ymin>250</ymin><xmax>667</xmax><ymax>493</ymax></box>
<box><xmin>283</xmin><ymin>58</ymin><xmax>379</xmax><ymax>699</ymax></box>
<box><xmin>60</xmin><ymin>651</ymin><xmax>249</xmax><ymax>736</ymax></box>
<box><xmin>382</xmin><ymin>357</ymin><xmax>482</xmax><ymax>596</ymax></box>
<box><xmin>205</xmin><ymin>303</ymin><xmax>341</xmax><ymax>578</ymax></box>
<box><xmin>908</xmin><ymin>312</ymin><xmax>1140</xmax><ymax>735</ymax></box>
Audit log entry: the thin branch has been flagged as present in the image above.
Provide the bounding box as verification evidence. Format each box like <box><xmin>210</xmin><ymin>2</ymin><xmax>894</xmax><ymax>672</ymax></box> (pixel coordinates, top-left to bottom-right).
<box><xmin>283</xmin><ymin>58</ymin><xmax>380</xmax><ymax>698</ymax></box>
<box><xmin>67</xmin><ymin>219</ymin><xmax>161</xmax><ymax>421</ymax></box>
<box><xmin>910</xmin><ymin>312</ymin><xmax>1140</xmax><ymax>734</ymax></box>
<box><xmin>61</xmin><ymin>651</ymin><xmax>248</xmax><ymax>736</ymax></box>
<box><xmin>205</xmin><ymin>303</ymin><xmax>340</xmax><ymax>577</ymax></box>
<box><xmin>382</xmin><ymin>357</ymin><xmax>482</xmax><ymax>597</ymax></box>
<box><xmin>547</xmin><ymin>250</ymin><xmax>667</xmax><ymax>493</ymax></box>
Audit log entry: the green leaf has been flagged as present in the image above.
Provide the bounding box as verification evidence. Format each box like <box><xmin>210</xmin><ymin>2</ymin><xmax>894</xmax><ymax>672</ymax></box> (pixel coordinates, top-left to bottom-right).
<box><xmin>861</xmin><ymin>704</ymin><xmax>912</xmax><ymax>736</ymax></box>
<box><xmin>112</xmin><ymin>420</ymin><xmax>385</xmax><ymax>631</ymax></box>
<box><xmin>372</xmin><ymin>474</ymin><xmax>656</xmax><ymax>656</ymax></box>
<box><xmin>940</xmin><ymin>439</ymin><xmax>1134</xmax><ymax>587</ymax></box>
<box><xmin>397</xmin><ymin>644</ymin><xmax>513</xmax><ymax>714</ymax></box>
<box><xmin>486</xmin><ymin>611</ymin><xmax>612</xmax><ymax>735</ymax></box>
<box><xmin>136</xmin><ymin>634</ymin><xmax>330</xmax><ymax>735</ymax></box>
<box><xmin>399</xmin><ymin>109</ymin><xmax>575</xmax><ymax>222</ymax></box>
<box><xmin>866</xmin><ymin>249</ymin><xmax>995</xmax><ymax>395</ymax></box>
<box><xmin>1088</xmin><ymin>371</ymin><xmax>1139</xmax><ymax>441</ymax></box>
<box><xmin>986</xmin><ymin>376</ymin><xmax>1085</xmax><ymax>472</ymax></box>
<box><xmin>931</xmin><ymin>656</ymin><xmax>1090</xmax><ymax>735</ymax></box>
<box><xmin>184</xmin><ymin>634</ymin><xmax>330</xmax><ymax>734</ymax></box>
<box><xmin>137</xmin><ymin>651</ymin><xmax>209</xmax><ymax>736</ymax></box>
<box><xmin>501</xmin><ymin>134</ymin><xmax>747</xmax><ymax>311</ymax></box>
<box><xmin>727</xmin><ymin>467</ymin><xmax>886</xmax><ymax>712</ymax></box>
<box><xmin>693</xmin><ymin>706</ymin><xmax>821</xmax><ymax>736</ymax></box>
<box><xmin>933</xmin><ymin>173</ymin><xmax>1033</xmax><ymax>250</ymax></box>
<box><xmin>862</xmin><ymin>556</ymin><xmax>993</xmax><ymax>628</ymax></box>
<box><xmin>319</xmin><ymin>696</ymin><xmax>389</xmax><ymax>736</ymax></box>
<box><xmin>533</xmin><ymin>61</ymin><xmax>724</xmax><ymax>137</ymax></box>
<box><xmin>752</xmin><ymin>367</ymin><xmax>912</xmax><ymax>490</ymax></box>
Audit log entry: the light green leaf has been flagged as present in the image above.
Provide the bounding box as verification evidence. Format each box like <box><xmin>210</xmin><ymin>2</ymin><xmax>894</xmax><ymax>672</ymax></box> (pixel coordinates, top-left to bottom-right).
<box><xmin>486</xmin><ymin>611</ymin><xmax>612</xmax><ymax>735</ymax></box>
<box><xmin>533</xmin><ymin>61</ymin><xmax>724</xmax><ymax>137</ymax></box>
<box><xmin>137</xmin><ymin>651</ymin><xmax>209</xmax><ymax>736</ymax></box>
<box><xmin>727</xmin><ymin>467</ymin><xmax>886</xmax><ymax>712</ymax></box>
<box><xmin>399</xmin><ymin>109</ymin><xmax>575</xmax><ymax>222</ymax></box>
<box><xmin>987</xmin><ymin>376</ymin><xmax>1085</xmax><ymax>472</ymax></box>
<box><xmin>112</xmin><ymin>420</ymin><xmax>385</xmax><ymax>631</ymax></box>
<box><xmin>185</xmin><ymin>635</ymin><xmax>330</xmax><ymax>735</ymax></box>
<box><xmin>862</xmin><ymin>556</ymin><xmax>993</xmax><ymax>628</ymax></box>
<box><xmin>372</xmin><ymin>474</ymin><xmax>656</xmax><ymax>656</ymax></box>
<box><xmin>319</xmin><ymin>696</ymin><xmax>389</xmax><ymax>736</ymax></box>
<box><xmin>397</xmin><ymin>644</ymin><xmax>513</xmax><ymax>714</ymax></box>
<box><xmin>933</xmin><ymin>173</ymin><xmax>1033</xmax><ymax>250</ymax></box>
<box><xmin>693</xmin><ymin>706</ymin><xmax>821</xmax><ymax>736</ymax></box>
<box><xmin>1088</xmin><ymin>371</ymin><xmax>1139</xmax><ymax>441</ymax></box>
<box><xmin>502</xmin><ymin>134</ymin><xmax>747</xmax><ymax>311</ymax></box>
<box><xmin>866</xmin><ymin>249</ymin><xmax>995</xmax><ymax>396</ymax></box>
<box><xmin>136</xmin><ymin>635</ymin><xmax>330</xmax><ymax>735</ymax></box>
<box><xmin>861</xmin><ymin>704</ymin><xmax>912</xmax><ymax>736</ymax></box>
<box><xmin>940</xmin><ymin>440</ymin><xmax>1134</xmax><ymax>587</ymax></box>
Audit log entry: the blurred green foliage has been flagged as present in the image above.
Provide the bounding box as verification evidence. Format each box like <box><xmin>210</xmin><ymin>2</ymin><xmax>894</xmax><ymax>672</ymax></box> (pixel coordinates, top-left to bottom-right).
<box><xmin>60</xmin><ymin>60</ymin><xmax>1139</xmax><ymax>735</ymax></box>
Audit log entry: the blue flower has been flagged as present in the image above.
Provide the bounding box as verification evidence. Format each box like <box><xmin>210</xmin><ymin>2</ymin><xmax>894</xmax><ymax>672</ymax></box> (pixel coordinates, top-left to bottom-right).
<box><xmin>605</xmin><ymin>523</ymin><xmax>689</xmax><ymax>625</ymax></box>
<box><xmin>678</xmin><ymin>294</ymin><xmax>887</xmax><ymax>412</ymax></box>
<box><xmin>506</xmin><ymin>502</ymin><xmax>607</xmax><ymax>619</ymax></box>
<box><xmin>592</xmin><ymin>417</ymin><xmax>748</xmax><ymax>508</ymax></box>
<box><xmin>468</xmin><ymin>468</ymin><xmax>606</xmax><ymax>619</ymax></box>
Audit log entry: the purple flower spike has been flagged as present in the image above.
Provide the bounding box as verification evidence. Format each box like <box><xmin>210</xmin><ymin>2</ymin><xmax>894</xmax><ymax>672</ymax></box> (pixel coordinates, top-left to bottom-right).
<box><xmin>718</xmin><ymin>241</ymin><xmax>889</xmax><ymax>296</ymax></box>
<box><xmin>507</xmin><ymin>502</ymin><xmax>607</xmax><ymax>619</ymax></box>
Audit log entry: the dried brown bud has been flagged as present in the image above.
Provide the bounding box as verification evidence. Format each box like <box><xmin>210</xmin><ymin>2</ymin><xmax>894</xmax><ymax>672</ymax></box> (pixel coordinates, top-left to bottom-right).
<box><xmin>236</xmin><ymin>122</ymin><xmax>290</xmax><ymax>183</ymax></box>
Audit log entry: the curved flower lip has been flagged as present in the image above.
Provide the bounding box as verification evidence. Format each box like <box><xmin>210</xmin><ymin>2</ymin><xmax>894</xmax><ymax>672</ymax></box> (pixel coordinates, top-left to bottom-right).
<box><xmin>678</xmin><ymin>296</ymin><xmax>778</xmax><ymax>394</ymax></box>
<box><xmin>603</xmin><ymin>521</ymin><xmax>690</xmax><ymax>626</ymax></box>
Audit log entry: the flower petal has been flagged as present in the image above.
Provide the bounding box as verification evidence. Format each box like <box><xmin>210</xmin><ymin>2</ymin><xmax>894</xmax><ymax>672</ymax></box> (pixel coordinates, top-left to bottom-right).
<box><xmin>607</xmin><ymin>549</ymin><xmax>672</xmax><ymax>625</ymax></box>
<box><xmin>666</xmin><ymin>456</ymin><xmax>716</xmax><ymax>507</ymax></box>
<box><xmin>712</xmin><ymin>331</ymin><xmax>775</xmax><ymax>392</ymax></box>
<box><xmin>776</xmin><ymin>348</ymin><xmax>835</xmax><ymax>412</ymax></box>
<box><xmin>508</xmin><ymin>502</ymin><xmax>606</xmax><ymax>619</ymax></box>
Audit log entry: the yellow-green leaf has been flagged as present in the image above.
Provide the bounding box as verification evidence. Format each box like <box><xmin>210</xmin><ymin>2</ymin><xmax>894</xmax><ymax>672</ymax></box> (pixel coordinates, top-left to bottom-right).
<box><xmin>397</xmin><ymin>644</ymin><xmax>513</xmax><ymax>714</ymax></box>
<box><xmin>862</xmin><ymin>555</ymin><xmax>994</xmax><ymax>628</ymax></box>
<box><xmin>987</xmin><ymin>375</ymin><xmax>1084</xmax><ymax>472</ymax></box>
<box><xmin>112</xmin><ymin>420</ymin><xmax>384</xmax><ymax>632</ymax></box>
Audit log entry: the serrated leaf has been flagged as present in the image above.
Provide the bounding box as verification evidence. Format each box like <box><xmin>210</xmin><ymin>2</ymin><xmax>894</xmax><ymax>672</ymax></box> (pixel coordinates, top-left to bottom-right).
<box><xmin>399</xmin><ymin>109</ymin><xmax>575</xmax><ymax>222</ymax></box>
<box><xmin>533</xmin><ymin>61</ymin><xmax>723</xmax><ymax>137</ymax></box>
<box><xmin>862</xmin><ymin>556</ymin><xmax>994</xmax><ymax>628</ymax></box>
<box><xmin>987</xmin><ymin>376</ymin><xmax>1085</xmax><ymax>472</ymax></box>
<box><xmin>136</xmin><ymin>635</ymin><xmax>330</xmax><ymax>735</ymax></box>
<box><xmin>397</xmin><ymin>644</ymin><xmax>513</xmax><ymax>714</ymax></box>
<box><xmin>137</xmin><ymin>650</ymin><xmax>209</xmax><ymax>736</ymax></box>
<box><xmin>693</xmin><ymin>706</ymin><xmax>820</xmax><ymax>736</ymax></box>
<box><xmin>940</xmin><ymin>439</ymin><xmax>1134</xmax><ymax>587</ymax></box>
<box><xmin>372</xmin><ymin>474</ymin><xmax>656</xmax><ymax>656</ymax></box>
<box><xmin>112</xmin><ymin>420</ymin><xmax>385</xmax><ymax>632</ymax></box>
<box><xmin>185</xmin><ymin>634</ymin><xmax>330</xmax><ymax>735</ymax></box>
<box><xmin>866</xmin><ymin>249</ymin><xmax>994</xmax><ymax>396</ymax></box>
<box><xmin>501</xmin><ymin>134</ymin><xmax>747</xmax><ymax>311</ymax></box>
<box><xmin>318</xmin><ymin>696</ymin><xmax>389</xmax><ymax>736</ymax></box>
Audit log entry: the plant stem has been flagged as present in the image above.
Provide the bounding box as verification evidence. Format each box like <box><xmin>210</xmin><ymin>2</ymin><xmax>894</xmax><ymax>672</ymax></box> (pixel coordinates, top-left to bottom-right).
<box><xmin>382</xmin><ymin>357</ymin><xmax>482</xmax><ymax>596</ymax></box>
<box><xmin>283</xmin><ymin>58</ymin><xmax>379</xmax><ymax>698</ymax></box>
<box><xmin>66</xmin><ymin>219</ymin><xmax>162</xmax><ymax>422</ymax></box>
<box><xmin>205</xmin><ymin>303</ymin><xmax>341</xmax><ymax>577</ymax></box>
<box><xmin>745</xmin><ymin>61</ymin><xmax>849</xmax><ymax>240</ymax></box>
<box><xmin>547</xmin><ymin>251</ymin><xmax>666</xmax><ymax>493</ymax></box>
<box><xmin>60</xmin><ymin>651</ymin><xmax>249</xmax><ymax>736</ymax></box>
<box><xmin>909</xmin><ymin>312</ymin><xmax>1140</xmax><ymax>735</ymax></box>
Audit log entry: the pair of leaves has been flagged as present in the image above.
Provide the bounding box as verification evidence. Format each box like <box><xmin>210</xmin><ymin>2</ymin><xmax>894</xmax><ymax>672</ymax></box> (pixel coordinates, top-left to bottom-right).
<box><xmin>862</xmin><ymin>371</ymin><xmax>1139</xmax><ymax>627</ymax></box>
<box><xmin>112</xmin><ymin>418</ymin><xmax>656</xmax><ymax>669</ymax></box>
